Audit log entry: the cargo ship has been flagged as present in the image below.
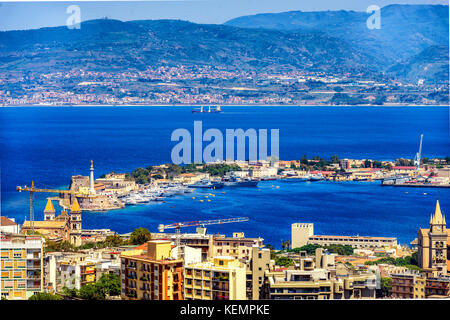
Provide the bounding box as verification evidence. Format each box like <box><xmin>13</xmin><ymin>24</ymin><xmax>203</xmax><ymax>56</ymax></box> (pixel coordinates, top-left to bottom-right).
<box><xmin>192</xmin><ymin>106</ymin><xmax>222</xmax><ymax>113</ymax></box>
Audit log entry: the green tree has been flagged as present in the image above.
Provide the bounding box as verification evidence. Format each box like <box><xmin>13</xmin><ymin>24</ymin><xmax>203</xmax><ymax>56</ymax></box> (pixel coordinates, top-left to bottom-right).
<box><xmin>281</xmin><ymin>240</ymin><xmax>291</xmax><ymax>251</ymax></box>
<box><xmin>129</xmin><ymin>227</ymin><xmax>152</xmax><ymax>245</ymax></box>
<box><xmin>97</xmin><ymin>273</ymin><xmax>121</xmax><ymax>297</ymax></box>
<box><xmin>291</xmin><ymin>244</ymin><xmax>322</xmax><ymax>255</ymax></box>
<box><xmin>130</xmin><ymin>167</ymin><xmax>150</xmax><ymax>184</ymax></box>
<box><xmin>379</xmin><ymin>277</ymin><xmax>392</xmax><ymax>298</ymax></box>
<box><xmin>300</xmin><ymin>155</ymin><xmax>308</xmax><ymax>165</ymax></box>
<box><xmin>45</xmin><ymin>240</ymin><xmax>76</xmax><ymax>253</ymax></box>
<box><xmin>79</xmin><ymin>283</ymin><xmax>106</xmax><ymax>300</ymax></box>
<box><xmin>330</xmin><ymin>154</ymin><xmax>339</xmax><ymax>164</ymax></box>
<box><xmin>104</xmin><ymin>234</ymin><xmax>124</xmax><ymax>247</ymax></box>
<box><xmin>61</xmin><ymin>286</ymin><xmax>79</xmax><ymax>298</ymax></box>
<box><xmin>29</xmin><ymin>292</ymin><xmax>62</xmax><ymax>300</ymax></box>
<box><xmin>275</xmin><ymin>256</ymin><xmax>293</xmax><ymax>267</ymax></box>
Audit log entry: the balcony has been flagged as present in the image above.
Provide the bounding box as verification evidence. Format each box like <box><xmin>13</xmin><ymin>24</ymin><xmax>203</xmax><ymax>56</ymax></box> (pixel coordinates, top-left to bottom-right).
<box><xmin>127</xmin><ymin>273</ymin><xmax>137</xmax><ymax>280</ymax></box>
<box><xmin>139</xmin><ymin>275</ymin><xmax>150</xmax><ymax>282</ymax></box>
<box><xmin>27</xmin><ymin>273</ymin><xmax>41</xmax><ymax>280</ymax></box>
<box><xmin>212</xmin><ymin>284</ymin><xmax>229</xmax><ymax>291</ymax></box>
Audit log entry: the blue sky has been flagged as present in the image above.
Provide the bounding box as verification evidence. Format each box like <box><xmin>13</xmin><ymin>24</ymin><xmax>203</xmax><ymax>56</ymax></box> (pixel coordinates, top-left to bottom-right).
<box><xmin>0</xmin><ymin>0</ymin><xmax>448</xmax><ymax>31</ymax></box>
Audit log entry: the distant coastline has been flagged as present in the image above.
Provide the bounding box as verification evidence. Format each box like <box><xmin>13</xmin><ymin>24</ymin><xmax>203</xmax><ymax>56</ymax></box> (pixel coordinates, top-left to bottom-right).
<box><xmin>1</xmin><ymin>104</ymin><xmax>449</xmax><ymax>108</ymax></box>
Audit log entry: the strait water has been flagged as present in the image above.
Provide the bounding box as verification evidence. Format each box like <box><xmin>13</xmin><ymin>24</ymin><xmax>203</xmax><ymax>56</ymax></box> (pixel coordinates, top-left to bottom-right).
<box><xmin>0</xmin><ymin>106</ymin><xmax>449</xmax><ymax>247</ymax></box>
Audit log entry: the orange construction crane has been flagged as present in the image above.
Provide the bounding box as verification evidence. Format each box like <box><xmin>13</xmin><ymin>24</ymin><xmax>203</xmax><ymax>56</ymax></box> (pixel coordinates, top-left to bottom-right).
<box><xmin>16</xmin><ymin>181</ymin><xmax>89</xmax><ymax>233</ymax></box>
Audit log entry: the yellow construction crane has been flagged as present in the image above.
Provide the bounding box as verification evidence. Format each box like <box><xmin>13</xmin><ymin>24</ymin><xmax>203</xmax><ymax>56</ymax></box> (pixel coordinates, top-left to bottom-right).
<box><xmin>16</xmin><ymin>181</ymin><xmax>88</xmax><ymax>233</ymax></box>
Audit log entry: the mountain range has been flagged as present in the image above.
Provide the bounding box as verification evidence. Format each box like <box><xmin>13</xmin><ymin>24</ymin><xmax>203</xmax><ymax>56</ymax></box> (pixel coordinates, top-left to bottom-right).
<box><xmin>0</xmin><ymin>4</ymin><xmax>448</xmax><ymax>84</ymax></box>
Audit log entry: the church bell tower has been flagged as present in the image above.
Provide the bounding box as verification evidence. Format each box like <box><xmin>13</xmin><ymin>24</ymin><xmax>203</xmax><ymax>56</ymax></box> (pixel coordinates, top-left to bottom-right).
<box><xmin>69</xmin><ymin>198</ymin><xmax>82</xmax><ymax>247</ymax></box>
<box><xmin>428</xmin><ymin>200</ymin><xmax>447</xmax><ymax>275</ymax></box>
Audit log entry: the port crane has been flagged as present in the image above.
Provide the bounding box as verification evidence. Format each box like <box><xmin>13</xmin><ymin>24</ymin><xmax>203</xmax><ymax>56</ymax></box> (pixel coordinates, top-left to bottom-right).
<box><xmin>16</xmin><ymin>181</ymin><xmax>88</xmax><ymax>233</ymax></box>
<box><xmin>158</xmin><ymin>217</ymin><xmax>249</xmax><ymax>246</ymax></box>
<box><xmin>414</xmin><ymin>134</ymin><xmax>424</xmax><ymax>170</ymax></box>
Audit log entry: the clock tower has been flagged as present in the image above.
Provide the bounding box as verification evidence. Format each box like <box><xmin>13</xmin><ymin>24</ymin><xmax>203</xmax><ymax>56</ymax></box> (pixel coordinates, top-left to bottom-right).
<box><xmin>428</xmin><ymin>200</ymin><xmax>447</xmax><ymax>275</ymax></box>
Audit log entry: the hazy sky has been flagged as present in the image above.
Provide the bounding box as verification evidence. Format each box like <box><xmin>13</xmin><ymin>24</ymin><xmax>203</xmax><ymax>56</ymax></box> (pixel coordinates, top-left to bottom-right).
<box><xmin>0</xmin><ymin>0</ymin><xmax>448</xmax><ymax>31</ymax></box>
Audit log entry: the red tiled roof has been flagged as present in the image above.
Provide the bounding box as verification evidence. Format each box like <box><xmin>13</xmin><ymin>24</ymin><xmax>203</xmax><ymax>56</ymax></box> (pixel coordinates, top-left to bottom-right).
<box><xmin>135</xmin><ymin>243</ymin><xmax>149</xmax><ymax>251</ymax></box>
<box><xmin>0</xmin><ymin>217</ymin><xmax>17</xmax><ymax>226</ymax></box>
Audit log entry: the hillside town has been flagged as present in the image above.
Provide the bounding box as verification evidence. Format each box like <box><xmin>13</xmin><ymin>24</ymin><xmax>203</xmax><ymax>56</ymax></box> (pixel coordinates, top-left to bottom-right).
<box><xmin>1</xmin><ymin>66</ymin><xmax>448</xmax><ymax>106</ymax></box>
<box><xmin>1</xmin><ymin>199</ymin><xmax>448</xmax><ymax>300</ymax></box>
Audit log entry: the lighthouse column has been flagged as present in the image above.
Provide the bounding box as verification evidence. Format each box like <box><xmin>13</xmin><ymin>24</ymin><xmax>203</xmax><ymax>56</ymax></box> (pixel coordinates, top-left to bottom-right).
<box><xmin>89</xmin><ymin>160</ymin><xmax>95</xmax><ymax>195</ymax></box>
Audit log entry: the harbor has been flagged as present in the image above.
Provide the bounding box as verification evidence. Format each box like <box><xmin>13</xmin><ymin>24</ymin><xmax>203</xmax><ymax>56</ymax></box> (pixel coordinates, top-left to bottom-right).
<box><xmin>2</xmin><ymin>106</ymin><xmax>449</xmax><ymax>247</ymax></box>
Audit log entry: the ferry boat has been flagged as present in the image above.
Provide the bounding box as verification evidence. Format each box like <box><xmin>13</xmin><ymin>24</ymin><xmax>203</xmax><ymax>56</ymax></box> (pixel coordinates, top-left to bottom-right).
<box><xmin>188</xmin><ymin>179</ymin><xmax>224</xmax><ymax>189</ymax></box>
<box><xmin>381</xmin><ymin>175</ymin><xmax>409</xmax><ymax>186</ymax></box>
<box><xmin>222</xmin><ymin>175</ymin><xmax>259</xmax><ymax>187</ymax></box>
<box><xmin>261</xmin><ymin>176</ymin><xmax>277</xmax><ymax>181</ymax></box>
<box><xmin>281</xmin><ymin>177</ymin><xmax>308</xmax><ymax>182</ymax></box>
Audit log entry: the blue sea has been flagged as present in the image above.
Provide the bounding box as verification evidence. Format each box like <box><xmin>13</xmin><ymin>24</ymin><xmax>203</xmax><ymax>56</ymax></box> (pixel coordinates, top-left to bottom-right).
<box><xmin>0</xmin><ymin>106</ymin><xmax>449</xmax><ymax>247</ymax></box>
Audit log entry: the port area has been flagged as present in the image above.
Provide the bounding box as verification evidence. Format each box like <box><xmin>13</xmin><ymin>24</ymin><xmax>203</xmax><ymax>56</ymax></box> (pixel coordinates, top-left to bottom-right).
<box><xmin>41</xmin><ymin>156</ymin><xmax>448</xmax><ymax>212</ymax></box>
<box><xmin>381</xmin><ymin>182</ymin><xmax>450</xmax><ymax>188</ymax></box>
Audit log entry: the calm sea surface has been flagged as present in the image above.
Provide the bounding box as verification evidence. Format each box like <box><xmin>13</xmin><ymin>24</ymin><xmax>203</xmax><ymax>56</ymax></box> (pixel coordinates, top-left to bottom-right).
<box><xmin>0</xmin><ymin>106</ymin><xmax>449</xmax><ymax>247</ymax></box>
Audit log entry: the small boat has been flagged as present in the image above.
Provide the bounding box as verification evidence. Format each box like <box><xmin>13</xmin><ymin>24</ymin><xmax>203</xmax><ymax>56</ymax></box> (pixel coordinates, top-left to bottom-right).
<box><xmin>308</xmin><ymin>173</ymin><xmax>324</xmax><ymax>181</ymax></box>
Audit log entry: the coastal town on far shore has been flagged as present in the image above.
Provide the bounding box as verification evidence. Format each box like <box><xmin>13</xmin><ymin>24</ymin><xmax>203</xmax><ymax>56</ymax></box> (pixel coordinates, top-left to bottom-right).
<box><xmin>1</xmin><ymin>150</ymin><xmax>450</xmax><ymax>300</ymax></box>
<box><xmin>1</xmin><ymin>67</ymin><xmax>448</xmax><ymax>107</ymax></box>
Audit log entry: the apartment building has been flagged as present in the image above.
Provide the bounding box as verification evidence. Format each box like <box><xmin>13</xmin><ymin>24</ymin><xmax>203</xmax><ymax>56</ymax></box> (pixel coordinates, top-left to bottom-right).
<box><xmin>265</xmin><ymin>268</ymin><xmax>334</xmax><ymax>300</ymax></box>
<box><xmin>425</xmin><ymin>276</ymin><xmax>450</xmax><ymax>298</ymax></box>
<box><xmin>45</xmin><ymin>250</ymin><xmax>120</xmax><ymax>292</ymax></box>
<box><xmin>264</xmin><ymin>248</ymin><xmax>376</xmax><ymax>300</ymax></box>
<box><xmin>153</xmin><ymin>232</ymin><xmax>214</xmax><ymax>261</ymax></box>
<box><xmin>391</xmin><ymin>272</ymin><xmax>450</xmax><ymax>299</ymax></box>
<box><xmin>0</xmin><ymin>233</ymin><xmax>43</xmax><ymax>300</ymax></box>
<box><xmin>212</xmin><ymin>233</ymin><xmax>264</xmax><ymax>262</ymax></box>
<box><xmin>46</xmin><ymin>253</ymin><xmax>96</xmax><ymax>291</ymax></box>
<box><xmin>245</xmin><ymin>247</ymin><xmax>271</xmax><ymax>300</ymax></box>
<box><xmin>391</xmin><ymin>272</ymin><xmax>426</xmax><ymax>299</ymax></box>
<box><xmin>264</xmin><ymin>269</ymin><xmax>376</xmax><ymax>300</ymax></box>
<box><xmin>184</xmin><ymin>256</ymin><xmax>246</xmax><ymax>300</ymax></box>
<box><xmin>120</xmin><ymin>240</ymin><xmax>183</xmax><ymax>300</ymax></box>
